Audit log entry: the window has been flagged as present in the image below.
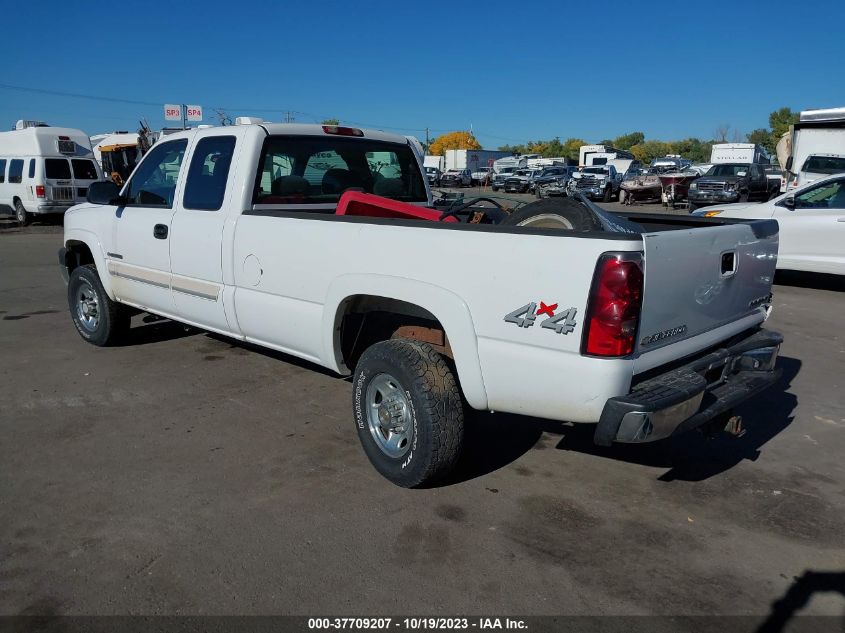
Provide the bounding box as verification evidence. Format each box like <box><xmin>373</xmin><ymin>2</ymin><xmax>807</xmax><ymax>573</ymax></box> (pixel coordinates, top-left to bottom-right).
<box><xmin>45</xmin><ymin>159</ymin><xmax>71</xmax><ymax>179</ymax></box>
<box><xmin>0</xmin><ymin>159</ymin><xmax>6</xmax><ymax>183</ymax></box>
<box><xmin>706</xmin><ymin>164</ymin><xmax>749</xmax><ymax>177</ymax></box>
<box><xmin>254</xmin><ymin>135</ymin><xmax>427</xmax><ymax>205</ymax></box>
<box><xmin>9</xmin><ymin>159</ymin><xmax>23</xmax><ymax>184</ymax></box>
<box><xmin>183</xmin><ymin>136</ymin><xmax>236</xmax><ymax>211</ymax></box>
<box><xmin>795</xmin><ymin>179</ymin><xmax>845</xmax><ymax>209</ymax></box>
<box><xmin>802</xmin><ymin>155</ymin><xmax>845</xmax><ymax>175</ymax></box>
<box><xmin>28</xmin><ymin>159</ymin><xmax>35</xmax><ymax>178</ymax></box>
<box><xmin>71</xmin><ymin>159</ymin><xmax>99</xmax><ymax>180</ymax></box>
<box><xmin>124</xmin><ymin>139</ymin><xmax>188</xmax><ymax>207</ymax></box>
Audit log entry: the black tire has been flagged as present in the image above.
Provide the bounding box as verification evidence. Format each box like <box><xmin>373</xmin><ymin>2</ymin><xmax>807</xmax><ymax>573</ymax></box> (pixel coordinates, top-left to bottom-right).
<box><xmin>688</xmin><ymin>202</ymin><xmax>697</xmax><ymax>213</ymax></box>
<box><xmin>602</xmin><ymin>186</ymin><xmax>612</xmax><ymax>203</ymax></box>
<box><xmin>536</xmin><ymin>186</ymin><xmax>544</xmax><ymax>199</ymax></box>
<box><xmin>767</xmin><ymin>188</ymin><xmax>779</xmax><ymax>201</ymax></box>
<box><xmin>67</xmin><ymin>264</ymin><xmax>130</xmax><ymax>346</ymax></box>
<box><xmin>14</xmin><ymin>199</ymin><xmax>30</xmax><ymax>226</ymax></box>
<box><xmin>618</xmin><ymin>189</ymin><xmax>626</xmax><ymax>205</ymax></box>
<box><xmin>502</xmin><ymin>198</ymin><xmax>603</xmax><ymax>231</ymax></box>
<box><xmin>739</xmin><ymin>191</ymin><xmax>750</xmax><ymax>203</ymax></box>
<box><xmin>352</xmin><ymin>339</ymin><xmax>464</xmax><ymax>488</ymax></box>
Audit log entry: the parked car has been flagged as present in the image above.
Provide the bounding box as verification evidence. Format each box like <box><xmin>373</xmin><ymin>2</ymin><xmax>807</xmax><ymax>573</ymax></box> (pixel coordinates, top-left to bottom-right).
<box><xmin>470</xmin><ymin>166</ymin><xmax>492</xmax><ymax>185</ymax></box>
<box><xmin>571</xmin><ymin>165</ymin><xmax>621</xmax><ymax>201</ymax></box>
<box><xmin>688</xmin><ymin>163</ymin><xmax>779</xmax><ymax>211</ymax></box>
<box><xmin>490</xmin><ymin>167</ymin><xmax>516</xmax><ymax>191</ymax></box>
<box><xmin>425</xmin><ymin>166</ymin><xmax>441</xmax><ymax>186</ymax></box>
<box><xmin>503</xmin><ymin>169</ymin><xmax>535</xmax><ymax>193</ymax></box>
<box><xmin>692</xmin><ymin>173</ymin><xmax>845</xmax><ymax>275</ymax></box>
<box><xmin>533</xmin><ymin>166</ymin><xmax>574</xmax><ymax>198</ymax></box>
<box><xmin>440</xmin><ymin>168</ymin><xmax>471</xmax><ymax>188</ymax></box>
<box><xmin>58</xmin><ymin>121</ymin><xmax>783</xmax><ymax>487</ymax></box>
<box><xmin>790</xmin><ymin>154</ymin><xmax>845</xmax><ymax>191</ymax></box>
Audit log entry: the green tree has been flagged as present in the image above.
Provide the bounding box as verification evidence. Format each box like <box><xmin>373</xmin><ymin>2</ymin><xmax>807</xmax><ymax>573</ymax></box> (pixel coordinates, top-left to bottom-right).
<box><xmin>629</xmin><ymin>140</ymin><xmax>673</xmax><ymax>164</ymax></box>
<box><xmin>671</xmin><ymin>137</ymin><xmax>712</xmax><ymax>163</ymax></box>
<box><xmin>612</xmin><ymin>132</ymin><xmax>645</xmax><ymax>150</ymax></box>
<box><xmin>562</xmin><ymin>138</ymin><xmax>587</xmax><ymax>162</ymax></box>
<box><xmin>429</xmin><ymin>131</ymin><xmax>482</xmax><ymax>156</ymax></box>
<box><xmin>746</xmin><ymin>128</ymin><xmax>774</xmax><ymax>154</ymax></box>
<box><xmin>321</xmin><ymin>118</ymin><xmax>340</xmax><ymax>125</ymax></box>
<box><xmin>769</xmin><ymin>107</ymin><xmax>799</xmax><ymax>139</ymax></box>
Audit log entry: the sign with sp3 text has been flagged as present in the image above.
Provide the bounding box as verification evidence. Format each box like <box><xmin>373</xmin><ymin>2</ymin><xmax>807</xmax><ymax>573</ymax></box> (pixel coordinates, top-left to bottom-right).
<box><xmin>164</xmin><ymin>104</ymin><xmax>182</xmax><ymax>121</ymax></box>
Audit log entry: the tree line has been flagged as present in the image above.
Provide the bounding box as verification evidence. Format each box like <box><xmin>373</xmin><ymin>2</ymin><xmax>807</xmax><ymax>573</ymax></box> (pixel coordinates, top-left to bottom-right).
<box><xmin>426</xmin><ymin>107</ymin><xmax>800</xmax><ymax>165</ymax></box>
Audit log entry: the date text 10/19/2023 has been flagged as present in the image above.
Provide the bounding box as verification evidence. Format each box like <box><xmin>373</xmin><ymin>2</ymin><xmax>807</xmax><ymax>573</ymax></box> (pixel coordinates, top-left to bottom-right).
<box><xmin>307</xmin><ymin>618</ymin><xmax>528</xmax><ymax>630</ymax></box>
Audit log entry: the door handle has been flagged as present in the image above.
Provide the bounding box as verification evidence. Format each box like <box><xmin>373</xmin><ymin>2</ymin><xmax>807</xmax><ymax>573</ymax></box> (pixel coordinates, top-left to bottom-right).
<box><xmin>153</xmin><ymin>224</ymin><xmax>168</xmax><ymax>239</ymax></box>
<box><xmin>837</xmin><ymin>218</ymin><xmax>845</xmax><ymax>222</ymax></box>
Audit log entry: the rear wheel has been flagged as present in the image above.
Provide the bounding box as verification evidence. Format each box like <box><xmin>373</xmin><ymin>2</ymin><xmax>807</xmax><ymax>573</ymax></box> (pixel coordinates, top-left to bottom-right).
<box><xmin>352</xmin><ymin>339</ymin><xmax>464</xmax><ymax>488</ymax></box>
<box><xmin>502</xmin><ymin>198</ymin><xmax>603</xmax><ymax>231</ymax></box>
<box><xmin>67</xmin><ymin>264</ymin><xmax>130</xmax><ymax>346</ymax></box>
<box><xmin>14</xmin><ymin>199</ymin><xmax>30</xmax><ymax>226</ymax></box>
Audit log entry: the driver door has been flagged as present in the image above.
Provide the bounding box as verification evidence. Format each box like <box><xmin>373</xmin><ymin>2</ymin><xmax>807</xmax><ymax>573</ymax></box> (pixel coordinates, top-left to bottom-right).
<box><xmin>772</xmin><ymin>177</ymin><xmax>845</xmax><ymax>270</ymax></box>
<box><xmin>109</xmin><ymin>138</ymin><xmax>188</xmax><ymax>316</ymax></box>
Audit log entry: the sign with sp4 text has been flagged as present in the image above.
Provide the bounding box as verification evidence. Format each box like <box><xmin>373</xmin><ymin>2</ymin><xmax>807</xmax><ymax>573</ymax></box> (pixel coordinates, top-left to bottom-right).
<box><xmin>186</xmin><ymin>105</ymin><xmax>203</xmax><ymax>121</ymax></box>
<box><xmin>164</xmin><ymin>104</ymin><xmax>182</xmax><ymax>121</ymax></box>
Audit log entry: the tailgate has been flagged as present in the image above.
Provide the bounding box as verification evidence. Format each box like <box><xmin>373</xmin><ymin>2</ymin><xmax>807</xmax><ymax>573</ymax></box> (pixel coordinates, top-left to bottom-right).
<box><xmin>637</xmin><ymin>220</ymin><xmax>778</xmax><ymax>353</ymax></box>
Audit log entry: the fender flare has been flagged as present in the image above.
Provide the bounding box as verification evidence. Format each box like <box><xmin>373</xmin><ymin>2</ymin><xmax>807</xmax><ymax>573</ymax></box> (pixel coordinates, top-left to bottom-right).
<box><xmin>62</xmin><ymin>228</ymin><xmax>116</xmax><ymax>300</ymax></box>
<box><xmin>322</xmin><ymin>274</ymin><xmax>489</xmax><ymax>411</ymax></box>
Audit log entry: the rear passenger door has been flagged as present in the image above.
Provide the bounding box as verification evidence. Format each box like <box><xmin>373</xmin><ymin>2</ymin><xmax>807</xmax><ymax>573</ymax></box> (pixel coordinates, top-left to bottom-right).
<box><xmin>169</xmin><ymin>129</ymin><xmax>242</xmax><ymax>333</ymax></box>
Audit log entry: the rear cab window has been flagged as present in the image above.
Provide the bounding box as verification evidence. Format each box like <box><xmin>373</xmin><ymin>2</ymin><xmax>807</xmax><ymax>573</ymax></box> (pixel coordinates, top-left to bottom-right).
<box><xmin>0</xmin><ymin>159</ymin><xmax>6</xmax><ymax>183</ymax></box>
<box><xmin>183</xmin><ymin>136</ymin><xmax>236</xmax><ymax>210</ymax></box>
<box><xmin>253</xmin><ymin>136</ymin><xmax>426</xmax><ymax>207</ymax></box>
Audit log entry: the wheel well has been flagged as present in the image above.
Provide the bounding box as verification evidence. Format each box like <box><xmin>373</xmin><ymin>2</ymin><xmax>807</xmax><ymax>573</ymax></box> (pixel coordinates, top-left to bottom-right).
<box><xmin>64</xmin><ymin>240</ymin><xmax>95</xmax><ymax>273</ymax></box>
<box><xmin>337</xmin><ymin>296</ymin><xmax>452</xmax><ymax>371</ymax></box>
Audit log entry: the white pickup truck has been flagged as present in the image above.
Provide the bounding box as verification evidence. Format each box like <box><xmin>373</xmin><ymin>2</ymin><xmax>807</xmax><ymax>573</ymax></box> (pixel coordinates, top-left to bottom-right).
<box><xmin>59</xmin><ymin>122</ymin><xmax>783</xmax><ymax>487</ymax></box>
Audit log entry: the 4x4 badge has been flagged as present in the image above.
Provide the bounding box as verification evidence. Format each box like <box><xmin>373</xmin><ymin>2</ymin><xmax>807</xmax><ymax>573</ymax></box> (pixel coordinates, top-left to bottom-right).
<box><xmin>504</xmin><ymin>302</ymin><xmax>577</xmax><ymax>334</ymax></box>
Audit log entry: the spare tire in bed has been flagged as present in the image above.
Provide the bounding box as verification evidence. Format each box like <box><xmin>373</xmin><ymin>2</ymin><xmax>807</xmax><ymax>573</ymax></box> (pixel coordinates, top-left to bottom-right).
<box><xmin>501</xmin><ymin>198</ymin><xmax>604</xmax><ymax>231</ymax></box>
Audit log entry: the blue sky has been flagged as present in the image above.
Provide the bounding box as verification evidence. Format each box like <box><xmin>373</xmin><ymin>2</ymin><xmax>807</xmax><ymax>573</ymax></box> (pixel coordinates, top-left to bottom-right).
<box><xmin>2</xmin><ymin>0</ymin><xmax>843</xmax><ymax>148</ymax></box>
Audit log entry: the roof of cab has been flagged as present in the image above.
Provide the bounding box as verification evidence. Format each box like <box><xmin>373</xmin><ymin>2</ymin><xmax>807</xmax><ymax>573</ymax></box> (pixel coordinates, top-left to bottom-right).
<box><xmin>260</xmin><ymin>123</ymin><xmax>410</xmax><ymax>144</ymax></box>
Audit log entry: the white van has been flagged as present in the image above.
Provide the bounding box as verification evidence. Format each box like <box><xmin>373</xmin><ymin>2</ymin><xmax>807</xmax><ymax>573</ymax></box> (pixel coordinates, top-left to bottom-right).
<box><xmin>0</xmin><ymin>122</ymin><xmax>103</xmax><ymax>224</ymax></box>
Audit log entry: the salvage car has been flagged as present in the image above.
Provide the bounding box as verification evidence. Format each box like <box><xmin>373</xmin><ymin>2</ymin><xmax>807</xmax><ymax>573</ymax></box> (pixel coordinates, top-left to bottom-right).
<box><xmin>693</xmin><ymin>172</ymin><xmax>845</xmax><ymax>275</ymax></box>
<box><xmin>534</xmin><ymin>166</ymin><xmax>574</xmax><ymax>198</ymax></box>
<box><xmin>572</xmin><ymin>165</ymin><xmax>621</xmax><ymax>201</ymax></box>
<box><xmin>688</xmin><ymin>163</ymin><xmax>779</xmax><ymax>211</ymax></box>
<box><xmin>59</xmin><ymin>122</ymin><xmax>783</xmax><ymax>487</ymax></box>
<box><xmin>470</xmin><ymin>166</ymin><xmax>492</xmax><ymax>185</ymax></box>
<box><xmin>439</xmin><ymin>168</ymin><xmax>471</xmax><ymax>187</ymax></box>
<box><xmin>503</xmin><ymin>168</ymin><xmax>536</xmax><ymax>193</ymax></box>
<box><xmin>424</xmin><ymin>166</ymin><xmax>441</xmax><ymax>186</ymax></box>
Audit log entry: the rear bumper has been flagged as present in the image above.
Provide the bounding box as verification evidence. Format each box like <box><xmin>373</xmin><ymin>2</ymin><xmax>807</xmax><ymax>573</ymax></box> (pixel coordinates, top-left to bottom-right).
<box><xmin>34</xmin><ymin>203</ymin><xmax>74</xmax><ymax>214</ymax></box>
<box><xmin>594</xmin><ymin>329</ymin><xmax>783</xmax><ymax>445</ymax></box>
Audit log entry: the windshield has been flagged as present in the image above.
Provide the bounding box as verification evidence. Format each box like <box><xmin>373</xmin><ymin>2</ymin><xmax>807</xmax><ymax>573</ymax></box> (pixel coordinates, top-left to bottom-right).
<box><xmin>706</xmin><ymin>164</ymin><xmax>749</xmax><ymax>177</ymax></box>
<box><xmin>71</xmin><ymin>159</ymin><xmax>99</xmax><ymax>180</ymax></box>
<box><xmin>254</xmin><ymin>136</ymin><xmax>427</xmax><ymax>205</ymax></box>
<box><xmin>583</xmin><ymin>167</ymin><xmax>607</xmax><ymax>175</ymax></box>
<box><xmin>802</xmin><ymin>155</ymin><xmax>845</xmax><ymax>175</ymax></box>
<box><xmin>499</xmin><ymin>167</ymin><xmax>515</xmax><ymax>175</ymax></box>
<box><xmin>45</xmin><ymin>158</ymin><xmax>71</xmax><ymax>179</ymax></box>
<box><xmin>425</xmin><ymin>167</ymin><xmax>438</xmax><ymax>174</ymax></box>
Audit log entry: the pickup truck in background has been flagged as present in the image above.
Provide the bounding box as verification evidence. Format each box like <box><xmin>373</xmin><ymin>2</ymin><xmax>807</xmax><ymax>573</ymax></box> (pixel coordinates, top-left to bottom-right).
<box><xmin>59</xmin><ymin>122</ymin><xmax>783</xmax><ymax>487</ymax></box>
<box><xmin>571</xmin><ymin>165</ymin><xmax>621</xmax><ymax>201</ymax></box>
<box><xmin>688</xmin><ymin>163</ymin><xmax>779</xmax><ymax>211</ymax></box>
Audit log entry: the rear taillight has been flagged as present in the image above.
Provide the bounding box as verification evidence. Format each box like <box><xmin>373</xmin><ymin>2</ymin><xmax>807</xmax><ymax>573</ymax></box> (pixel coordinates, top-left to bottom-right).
<box><xmin>322</xmin><ymin>125</ymin><xmax>364</xmax><ymax>137</ymax></box>
<box><xmin>35</xmin><ymin>185</ymin><xmax>46</xmax><ymax>198</ymax></box>
<box><xmin>582</xmin><ymin>252</ymin><xmax>644</xmax><ymax>357</ymax></box>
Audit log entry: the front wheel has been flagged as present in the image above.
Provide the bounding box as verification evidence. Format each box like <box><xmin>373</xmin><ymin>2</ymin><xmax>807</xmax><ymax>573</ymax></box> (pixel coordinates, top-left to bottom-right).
<box><xmin>602</xmin><ymin>186</ymin><xmax>612</xmax><ymax>202</ymax></box>
<box><xmin>352</xmin><ymin>339</ymin><xmax>464</xmax><ymax>488</ymax></box>
<box><xmin>619</xmin><ymin>189</ymin><xmax>627</xmax><ymax>204</ymax></box>
<box><xmin>67</xmin><ymin>264</ymin><xmax>130</xmax><ymax>346</ymax></box>
<box><xmin>739</xmin><ymin>191</ymin><xmax>750</xmax><ymax>203</ymax></box>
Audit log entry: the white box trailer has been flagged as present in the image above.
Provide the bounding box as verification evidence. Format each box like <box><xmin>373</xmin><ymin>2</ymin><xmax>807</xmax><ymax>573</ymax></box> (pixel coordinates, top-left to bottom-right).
<box><xmin>424</xmin><ymin>155</ymin><xmax>445</xmax><ymax>171</ymax></box>
<box><xmin>782</xmin><ymin>107</ymin><xmax>845</xmax><ymax>191</ymax></box>
<box><xmin>710</xmin><ymin>143</ymin><xmax>769</xmax><ymax>165</ymax></box>
<box><xmin>0</xmin><ymin>124</ymin><xmax>103</xmax><ymax>224</ymax></box>
<box><xmin>579</xmin><ymin>145</ymin><xmax>634</xmax><ymax>168</ymax></box>
<box><xmin>444</xmin><ymin>149</ymin><xmax>511</xmax><ymax>172</ymax></box>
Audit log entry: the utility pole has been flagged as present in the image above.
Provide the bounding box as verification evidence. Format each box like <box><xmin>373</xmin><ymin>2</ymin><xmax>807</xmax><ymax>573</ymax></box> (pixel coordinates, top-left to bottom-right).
<box><xmin>283</xmin><ymin>111</ymin><xmax>295</xmax><ymax>123</ymax></box>
<box><xmin>425</xmin><ymin>127</ymin><xmax>430</xmax><ymax>150</ymax></box>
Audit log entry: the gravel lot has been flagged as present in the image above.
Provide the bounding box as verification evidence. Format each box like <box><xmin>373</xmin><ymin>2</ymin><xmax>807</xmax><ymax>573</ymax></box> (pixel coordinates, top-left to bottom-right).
<box><xmin>1</xmin><ymin>200</ymin><xmax>844</xmax><ymax>620</ymax></box>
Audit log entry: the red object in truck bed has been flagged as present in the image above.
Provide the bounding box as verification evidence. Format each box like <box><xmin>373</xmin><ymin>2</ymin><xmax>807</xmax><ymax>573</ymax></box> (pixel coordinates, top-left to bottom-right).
<box><xmin>336</xmin><ymin>191</ymin><xmax>457</xmax><ymax>222</ymax></box>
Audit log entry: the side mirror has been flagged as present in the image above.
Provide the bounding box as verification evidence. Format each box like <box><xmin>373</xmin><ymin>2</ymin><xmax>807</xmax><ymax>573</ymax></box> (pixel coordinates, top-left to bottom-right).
<box><xmin>783</xmin><ymin>195</ymin><xmax>795</xmax><ymax>209</ymax></box>
<box><xmin>87</xmin><ymin>181</ymin><xmax>124</xmax><ymax>205</ymax></box>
